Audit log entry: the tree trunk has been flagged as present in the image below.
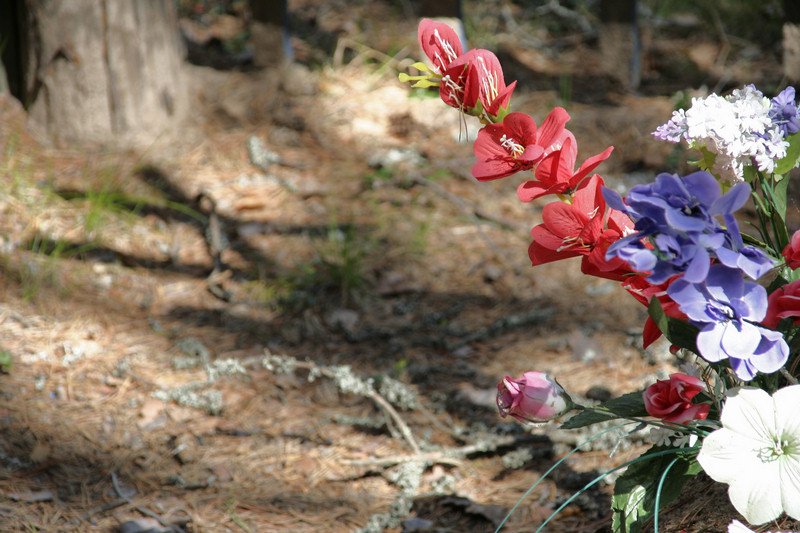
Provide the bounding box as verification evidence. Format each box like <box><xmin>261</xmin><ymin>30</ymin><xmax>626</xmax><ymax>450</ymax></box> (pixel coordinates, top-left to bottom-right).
<box><xmin>598</xmin><ymin>0</ymin><xmax>641</xmax><ymax>90</ymax></box>
<box><xmin>249</xmin><ymin>0</ymin><xmax>293</xmax><ymax>67</ymax></box>
<box><xmin>784</xmin><ymin>1</ymin><xmax>800</xmax><ymax>82</ymax></box>
<box><xmin>13</xmin><ymin>0</ymin><xmax>187</xmax><ymax>147</ymax></box>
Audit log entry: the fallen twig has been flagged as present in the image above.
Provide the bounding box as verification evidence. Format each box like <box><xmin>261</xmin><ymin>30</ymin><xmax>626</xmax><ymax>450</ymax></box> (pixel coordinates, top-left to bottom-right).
<box><xmin>341</xmin><ymin>434</ymin><xmax>521</xmax><ymax>468</ymax></box>
<box><xmin>408</xmin><ymin>172</ymin><xmax>528</xmax><ymax>233</ymax></box>
<box><xmin>255</xmin><ymin>356</ymin><xmax>422</xmax><ymax>454</ymax></box>
<box><xmin>111</xmin><ymin>472</ymin><xmax>186</xmax><ymax>533</ymax></box>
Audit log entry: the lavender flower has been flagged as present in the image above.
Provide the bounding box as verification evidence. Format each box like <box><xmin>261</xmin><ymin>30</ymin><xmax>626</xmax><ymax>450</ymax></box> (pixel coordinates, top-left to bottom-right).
<box><xmin>653</xmin><ymin>109</ymin><xmax>688</xmax><ymax>143</ymax></box>
<box><xmin>602</xmin><ymin>171</ymin><xmax>774</xmax><ymax>284</ymax></box>
<box><xmin>769</xmin><ymin>86</ymin><xmax>800</xmax><ymax>137</ymax></box>
<box><xmin>668</xmin><ymin>265</ymin><xmax>789</xmax><ymax>381</ymax></box>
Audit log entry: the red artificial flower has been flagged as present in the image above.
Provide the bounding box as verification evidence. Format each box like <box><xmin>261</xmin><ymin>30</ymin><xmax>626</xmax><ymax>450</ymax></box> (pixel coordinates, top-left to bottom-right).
<box><xmin>418</xmin><ymin>19</ymin><xmax>463</xmax><ymax>75</ymax></box>
<box><xmin>581</xmin><ymin>206</ymin><xmax>638</xmax><ymax>280</ymax></box>
<box><xmin>496</xmin><ymin>371</ymin><xmax>573</xmax><ymax>423</ymax></box>
<box><xmin>528</xmin><ymin>174</ymin><xmax>638</xmax><ymax>282</ymax></box>
<box><xmin>528</xmin><ymin>174</ymin><xmax>607</xmax><ymax>265</ymax></box>
<box><xmin>643</xmin><ymin>373</ymin><xmax>710</xmax><ymax>424</ymax></box>
<box><xmin>471</xmin><ymin>113</ymin><xmax>543</xmax><ymax>180</ymax></box>
<box><xmin>782</xmin><ymin>230</ymin><xmax>800</xmax><ymax>270</ymax></box>
<box><xmin>472</xmin><ymin>108</ymin><xmax>571</xmax><ymax>181</ymax></box>
<box><xmin>763</xmin><ymin>279</ymin><xmax>800</xmax><ymax>329</ymax></box>
<box><xmin>440</xmin><ymin>49</ymin><xmax>516</xmax><ymax>118</ymax></box>
<box><xmin>517</xmin><ymin>135</ymin><xmax>614</xmax><ymax>201</ymax></box>
<box><xmin>622</xmin><ymin>275</ymin><xmax>686</xmax><ymax>348</ymax></box>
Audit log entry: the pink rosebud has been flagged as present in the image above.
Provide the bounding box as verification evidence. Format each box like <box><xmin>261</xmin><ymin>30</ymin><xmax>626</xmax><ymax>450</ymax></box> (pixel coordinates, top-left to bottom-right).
<box><xmin>496</xmin><ymin>371</ymin><xmax>573</xmax><ymax>423</ymax></box>
<box><xmin>643</xmin><ymin>373</ymin><xmax>710</xmax><ymax>424</ymax></box>
<box><xmin>763</xmin><ymin>279</ymin><xmax>800</xmax><ymax>329</ymax></box>
<box><xmin>783</xmin><ymin>230</ymin><xmax>800</xmax><ymax>270</ymax></box>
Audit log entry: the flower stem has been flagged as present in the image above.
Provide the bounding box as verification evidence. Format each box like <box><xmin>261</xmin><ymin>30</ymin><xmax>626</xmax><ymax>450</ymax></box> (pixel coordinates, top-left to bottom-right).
<box><xmin>780</xmin><ymin>367</ymin><xmax>799</xmax><ymax>385</ymax></box>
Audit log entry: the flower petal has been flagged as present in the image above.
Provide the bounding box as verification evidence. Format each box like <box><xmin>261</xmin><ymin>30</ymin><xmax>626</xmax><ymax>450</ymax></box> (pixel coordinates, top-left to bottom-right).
<box><xmin>535</xmin><ymin>107</ymin><xmax>570</xmax><ymax>150</ymax></box>
<box><xmin>727</xmin><ymin>457</ymin><xmax>783</xmax><ymax>524</ymax></box>
<box><xmin>418</xmin><ymin>19</ymin><xmax>463</xmax><ymax>73</ymax></box>
<box><xmin>698</xmin><ymin>427</ymin><xmax>765</xmax><ymax>485</ymax></box>
<box><xmin>720</xmin><ymin>387</ymin><xmax>775</xmax><ymax>443</ymax></box>
<box><xmin>779</xmin><ymin>452</ymin><xmax>800</xmax><ymax>521</ymax></box>
<box><xmin>710</xmin><ymin>181</ymin><xmax>751</xmax><ymax>215</ymax></box>
<box><xmin>774</xmin><ymin>385</ymin><xmax>800</xmax><ymax>442</ymax></box>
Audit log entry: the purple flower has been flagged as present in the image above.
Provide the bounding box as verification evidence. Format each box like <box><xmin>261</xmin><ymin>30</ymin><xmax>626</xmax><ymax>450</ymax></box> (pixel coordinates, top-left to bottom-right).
<box><xmin>652</xmin><ymin>109</ymin><xmax>688</xmax><ymax>143</ymax></box>
<box><xmin>602</xmin><ymin>171</ymin><xmax>774</xmax><ymax>283</ymax></box>
<box><xmin>769</xmin><ymin>86</ymin><xmax>800</xmax><ymax>137</ymax></box>
<box><xmin>668</xmin><ymin>265</ymin><xmax>789</xmax><ymax>380</ymax></box>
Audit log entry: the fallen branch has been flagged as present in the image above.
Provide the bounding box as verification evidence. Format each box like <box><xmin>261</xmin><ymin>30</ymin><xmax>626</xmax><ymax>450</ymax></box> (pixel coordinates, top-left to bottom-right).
<box><xmin>256</xmin><ymin>356</ymin><xmax>422</xmax><ymax>454</ymax></box>
<box><xmin>341</xmin><ymin>434</ymin><xmax>521</xmax><ymax>468</ymax></box>
<box><xmin>408</xmin><ymin>172</ymin><xmax>528</xmax><ymax>233</ymax></box>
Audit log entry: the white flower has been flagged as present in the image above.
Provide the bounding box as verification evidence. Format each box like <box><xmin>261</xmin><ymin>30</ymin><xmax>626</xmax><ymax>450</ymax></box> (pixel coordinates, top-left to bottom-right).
<box><xmin>697</xmin><ymin>386</ymin><xmax>800</xmax><ymax>525</ymax></box>
<box><xmin>728</xmin><ymin>519</ymin><xmax>798</xmax><ymax>533</ymax></box>
<box><xmin>729</xmin><ymin>520</ymin><xmax>756</xmax><ymax>533</ymax></box>
<box><xmin>653</xmin><ymin>85</ymin><xmax>789</xmax><ymax>182</ymax></box>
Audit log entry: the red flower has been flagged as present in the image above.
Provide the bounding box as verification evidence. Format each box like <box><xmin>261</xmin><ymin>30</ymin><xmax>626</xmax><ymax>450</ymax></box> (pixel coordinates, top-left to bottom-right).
<box><xmin>581</xmin><ymin>227</ymin><xmax>634</xmax><ymax>281</ymax></box>
<box><xmin>517</xmin><ymin>135</ymin><xmax>614</xmax><ymax>201</ymax></box>
<box><xmin>441</xmin><ymin>49</ymin><xmax>516</xmax><ymax>118</ymax></box>
<box><xmin>623</xmin><ymin>275</ymin><xmax>686</xmax><ymax>348</ymax></box>
<box><xmin>763</xmin><ymin>279</ymin><xmax>800</xmax><ymax>329</ymax></box>
<box><xmin>528</xmin><ymin>174</ymin><xmax>639</xmax><ymax>283</ymax></box>
<box><xmin>418</xmin><ymin>18</ymin><xmax>463</xmax><ymax>75</ymax></box>
<box><xmin>528</xmin><ymin>174</ymin><xmax>607</xmax><ymax>264</ymax></box>
<box><xmin>782</xmin><ymin>230</ymin><xmax>800</xmax><ymax>270</ymax></box>
<box><xmin>472</xmin><ymin>109</ymin><xmax>570</xmax><ymax>181</ymax></box>
<box><xmin>643</xmin><ymin>373</ymin><xmax>709</xmax><ymax>424</ymax></box>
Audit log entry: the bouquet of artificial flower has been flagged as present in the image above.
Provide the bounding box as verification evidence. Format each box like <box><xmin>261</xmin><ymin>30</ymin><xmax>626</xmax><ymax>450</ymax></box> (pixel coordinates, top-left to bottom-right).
<box><xmin>401</xmin><ymin>19</ymin><xmax>800</xmax><ymax>532</ymax></box>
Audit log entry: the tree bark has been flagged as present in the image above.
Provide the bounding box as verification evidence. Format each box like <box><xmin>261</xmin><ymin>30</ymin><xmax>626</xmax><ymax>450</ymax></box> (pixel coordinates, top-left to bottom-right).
<box><xmin>784</xmin><ymin>1</ymin><xmax>800</xmax><ymax>82</ymax></box>
<box><xmin>598</xmin><ymin>0</ymin><xmax>641</xmax><ymax>90</ymax></box>
<box><xmin>249</xmin><ymin>0</ymin><xmax>292</xmax><ymax>67</ymax></box>
<box><xmin>13</xmin><ymin>0</ymin><xmax>187</xmax><ymax>147</ymax></box>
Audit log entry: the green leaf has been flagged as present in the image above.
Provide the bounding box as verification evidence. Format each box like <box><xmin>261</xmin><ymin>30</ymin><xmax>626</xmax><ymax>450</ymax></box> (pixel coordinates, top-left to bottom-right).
<box><xmin>648</xmin><ymin>298</ymin><xmax>699</xmax><ymax>353</ymax></box>
<box><xmin>760</xmin><ymin>175</ymin><xmax>791</xmax><ymax>250</ymax></box>
<box><xmin>771</xmin><ymin>171</ymin><xmax>791</xmax><ymax>219</ymax></box>
<box><xmin>560</xmin><ymin>391</ymin><xmax>648</xmax><ymax>429</ymax></box>
<box><xmin>612</xmin><ymin>446</ymin><xmax>702</xmax><ymax>533</ymax></box>
<box><xmin>743</xmin><ymin>164</ymin><xmax>758</xmax><ymax>183</ymax></box>
<box><xmin>775</xmin><ymin>132</ymin><xmax>800</xmax><ymax>175</ymax></box>
<box><xmin>694</xmin><ymin>146</ymin><xmax>716</xmax><ymax>174</ymax></box>
<box><xmin>768</xmin><ymin>273</ymin><xmax>791</xmax><ymax>294</ymax></box>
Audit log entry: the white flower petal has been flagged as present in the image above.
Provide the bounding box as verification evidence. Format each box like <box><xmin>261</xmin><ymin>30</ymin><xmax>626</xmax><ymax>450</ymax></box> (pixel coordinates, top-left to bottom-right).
<box><xmin>780</xmin><ymin>453</ymin><xmax>800</xmax><ymax>520</ymax></box>
<box><xmin>727</xmin><ymin>458</ymin><xmax>782</xmax><ymax>525</ymax></box>
<box><xmin>697</xmin><ymin>428</ymin><xmax>764</xmax><ymax>484</ymax></box>
<box><xmin>727</xmin><ymin>520</ymin><xmax>754</xmax><ymax>533</ymax></box>
<box><xmin>720</xmin><ymin>387</ymin><xmax>774</xmax><ymax>442</ymax></box>
<box><xmin>773</xmin><ymin>385</ymin><xmax>800</xmax><ymax>439</ymax></box>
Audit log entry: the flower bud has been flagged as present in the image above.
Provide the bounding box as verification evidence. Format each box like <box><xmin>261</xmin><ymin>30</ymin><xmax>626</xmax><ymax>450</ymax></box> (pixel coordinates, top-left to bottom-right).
<box><xmin>496</xmin><ymin>371</ymin><xmax>573</xmax><ymax>423</ymax></box>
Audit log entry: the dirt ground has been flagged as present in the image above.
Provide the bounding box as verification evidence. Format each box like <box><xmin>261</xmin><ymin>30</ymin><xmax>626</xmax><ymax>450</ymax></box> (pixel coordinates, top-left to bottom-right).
<box><xmin>1</xmin><ymin>2</ymin><xmax>799</xmax><ymax>532</ymax></box>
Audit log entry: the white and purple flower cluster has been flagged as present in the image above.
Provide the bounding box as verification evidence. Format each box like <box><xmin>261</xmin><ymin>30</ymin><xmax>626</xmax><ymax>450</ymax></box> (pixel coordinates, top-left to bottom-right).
<box><xmin>654</xmin><ymin>86</ymin><xmax>800</xmax><ymax>181</ymax></box>
<box><xmin>601</xmin><ymin>171</ymin><xmax>788</xmax><ymax>380</ymax></box>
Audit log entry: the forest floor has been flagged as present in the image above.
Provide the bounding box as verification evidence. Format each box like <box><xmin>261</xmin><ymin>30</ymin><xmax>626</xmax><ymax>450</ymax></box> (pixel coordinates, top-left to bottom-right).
<box><xmin>0</xmin><ymin>2</ymin><xmax>798</xmax><ymax>532</ymax></box>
